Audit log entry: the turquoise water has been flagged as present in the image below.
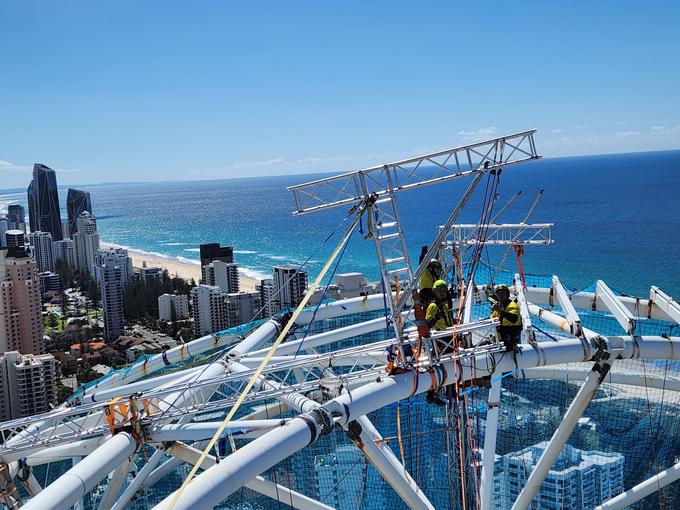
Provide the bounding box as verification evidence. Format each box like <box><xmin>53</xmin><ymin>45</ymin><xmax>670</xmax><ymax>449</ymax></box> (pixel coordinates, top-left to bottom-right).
<box><xmin>2</xmin><ymin>150</ymin><xmax>679</xmax><ymax>296</ymax></box>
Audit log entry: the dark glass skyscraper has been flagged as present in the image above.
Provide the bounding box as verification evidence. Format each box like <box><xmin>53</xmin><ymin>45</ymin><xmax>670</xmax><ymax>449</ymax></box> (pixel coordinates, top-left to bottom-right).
<box><xmin>66</xmin><ymin>188</ymin><xmax>92</xmax><ymax>237</ymax></box>
<box><xmin>27</xmin><ymin>164</ymin><xmax>63</xmax><ymax>241</ymax></box>
<box><xmin>199</xmin><ymin>243</ymin><xmax>233</xmax><ymax>266</ymax></box>
<box><xmin>7</xmin><ymin>204</ymin><xmax>25</xmax><ymax>229</ymax></box>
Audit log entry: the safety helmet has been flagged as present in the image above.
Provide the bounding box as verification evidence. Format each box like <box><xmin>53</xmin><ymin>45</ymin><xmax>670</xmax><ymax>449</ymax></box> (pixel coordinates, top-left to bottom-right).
<box><xmin>433</xmin><ymin>279</ymin><xmax>448</xmax><ymax>290</ymax></box>
<box><xmin>428</xmin><ymin>258</ymin><xmax>441</xmax><ymax>268</ymax></box>
<box><xmin>495</xmin><ymin>284</ymin><xmax>510</xmax><ymax>293</ymax></box>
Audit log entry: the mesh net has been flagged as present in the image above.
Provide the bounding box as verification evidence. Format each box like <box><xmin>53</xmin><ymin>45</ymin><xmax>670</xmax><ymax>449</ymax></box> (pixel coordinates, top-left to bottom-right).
<box><xmin>25</xmin><ymin>271</ymin><xmax>680</xmax><ymax>510</ymax></box>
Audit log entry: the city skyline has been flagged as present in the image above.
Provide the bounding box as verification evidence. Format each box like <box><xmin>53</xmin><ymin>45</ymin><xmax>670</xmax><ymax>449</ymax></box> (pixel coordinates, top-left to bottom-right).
<box><xmin>1</xmin><ymin>2</ymin><xmax>679</xmax><ymax>188</ymax></box>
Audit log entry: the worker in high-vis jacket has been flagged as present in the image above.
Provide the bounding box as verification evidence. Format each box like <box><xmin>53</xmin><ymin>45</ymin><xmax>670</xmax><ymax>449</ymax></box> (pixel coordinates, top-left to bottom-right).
<box><xmin>490</xmin><ymin>284</ymin><xmax>522</xmax><ymax>351</ymax></box>
<box><xmin>423</xmin><ymin>279</ymin><xmax>453</xmax><ymax>406</ymax></box>
<box><xmin>426</xmin><ymin>279</ymin><xmax>453</xmax><ymax>331</ymax></box>
<box><xmin>419</xmin><ymin>259</ymin><xmax>442</xmax><ymax>306</ymax></box>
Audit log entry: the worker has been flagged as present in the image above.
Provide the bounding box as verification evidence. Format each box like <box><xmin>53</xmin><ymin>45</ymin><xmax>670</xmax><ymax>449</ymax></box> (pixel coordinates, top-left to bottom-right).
<box><xmin>490</xmin><ymin>284</ymin><xmax>522</xmax><ymax>351</ymax></box>
<box><xmin>419</xmin><ymin>259</ymin><xmax>442</xmax><ymax>306</ymax></box>
<box><xmin>426</xmin><ymin>279</ymin><xmax>453</xmax><ymax>331</ymax></box>
<box><xmin>424</xmin><ymin>279</ymin><xmax>452</xmax><ymax>406</ymax></box>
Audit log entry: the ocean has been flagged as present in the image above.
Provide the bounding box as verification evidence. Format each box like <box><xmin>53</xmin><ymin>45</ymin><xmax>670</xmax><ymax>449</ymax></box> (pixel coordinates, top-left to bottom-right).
<box><xmin>2</xmin><ymin>150</ymin><xmax>679</xmax><ymax>297</ymax></box>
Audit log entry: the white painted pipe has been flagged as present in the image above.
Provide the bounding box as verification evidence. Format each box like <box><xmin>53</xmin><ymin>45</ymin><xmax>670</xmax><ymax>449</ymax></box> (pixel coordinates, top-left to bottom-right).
<box><xmin>23</xmin><ymin>432</ymin><xmax>137</xmax><ymax>510</ymax></box>
<box><xmin>143</xmin><ymin>457</ymin><xmax>182</xmax><ymax>490</ymax></box>
<box><xmin>153</xmin><ymin>418</ymin><xmax>319</xmax><ymax>510</ymax></box>
<box><xmin>224</xmin><ymin>320</ymin><xmax>280</xmax><ymax>358</ymax></box>
<box><xmin>111</xmin><ymin>448</ymin><xmax>166</xmax><ymax>510</ymax></box>
<box><xmin>23</xmin><ymin>437</ymin><xmax>106</xmax><ymax>467</ymax></box>
<box><xmin>238</xmin><ymin>352</ymin><xmax>386</xmax><ymax>368</ymax></box>
<box><xmin>146</xmin><ymin>420</ymin><xmax>288</xmax><ymax>442</ymax></box>
<box><xmin>523</xmin><ymin>287</ymin><xmax>675</xmax><ymax>322</ymax></box>
<box><xmin>294</xmin><ymin>293</ymin><xmax>392</xmax><ymax>324</ymax></box>
<box><xmin>480</xmin><ymin>378</ymin><xmax>502</xmax><ymax>510</ymax></box>
<box><xmin>595</xmin><ymin>459</ymin><xmax>680</xmax><ymax>510</ymax></box>
<box><xmin>80</xmin><ymin>365</ymin><xmax>204</xmax><ymax>404</ymax></box>
<box><xmin>166</xmin><ymin>443</ymin><xmax>334</xmax><ymax>510</ymax></box>
<box><xmin>97</xmin><ymin>456</ymin><xmax>133</xmax><ymax>510</ymax></box>
<box><xmin>243</xmin><ymin>314</ymin><xmax>399</xmax><ymax>359</ymax></box>
<box><xmin>522</xmin><ymin>366</ymin><xmax>680</xmax><ymax>392</ymax></box>
<box><xmin>527</xmin><ymin>303</ymin><xmax>598</xmax><ymax>340</ymax></box>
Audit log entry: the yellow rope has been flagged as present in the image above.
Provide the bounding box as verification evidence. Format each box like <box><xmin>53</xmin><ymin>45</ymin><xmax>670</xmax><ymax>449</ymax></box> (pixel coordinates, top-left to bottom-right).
<box><xmin>167</xmin><ymin>207</ymin><xmax>365</xmax><ymax>508</ymax></box>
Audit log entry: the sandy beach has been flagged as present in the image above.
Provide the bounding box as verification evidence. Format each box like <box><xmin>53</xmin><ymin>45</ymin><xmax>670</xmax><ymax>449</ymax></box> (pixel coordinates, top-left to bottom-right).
<box><xmin>101</xmin><ymin>242</ymin><xmax>258</xmax><ymax>292</ymax></box>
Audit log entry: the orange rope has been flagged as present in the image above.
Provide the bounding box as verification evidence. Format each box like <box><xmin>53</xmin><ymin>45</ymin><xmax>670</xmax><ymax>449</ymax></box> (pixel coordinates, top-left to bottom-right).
<box><xmin>514</xmin><ymin>245</ymin><xmax>527</xmax><ymax>289</ymax></box>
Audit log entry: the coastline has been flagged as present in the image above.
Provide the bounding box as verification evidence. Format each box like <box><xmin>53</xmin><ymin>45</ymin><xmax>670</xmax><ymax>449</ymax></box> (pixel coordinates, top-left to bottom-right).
<box><xmin>100</xmin><ymin>242</ymin><xmax>259</xmax><ymax>292</ymax></box>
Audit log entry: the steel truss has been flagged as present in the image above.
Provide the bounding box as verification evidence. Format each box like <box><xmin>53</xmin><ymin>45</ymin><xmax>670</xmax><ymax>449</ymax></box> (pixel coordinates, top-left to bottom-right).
<box><xmin>288</xmin><ymin>130</ymin><xmax>541</xmax><ymax>359</ymax></box>
<box><xmin>2</xmin><ymin>278</ymin><xmax>679</xmax><ymax>510</ymax></box>
<box><xmin>446</xmin><ymin>223</ymin><xmax>554</xmax><ymax>247</ymax></box>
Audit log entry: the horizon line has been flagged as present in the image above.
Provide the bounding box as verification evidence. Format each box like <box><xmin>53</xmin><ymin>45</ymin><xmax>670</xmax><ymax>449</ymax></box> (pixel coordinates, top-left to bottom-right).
<box><xmin>1</xmin><ymin>147</ymin><xmax>678</xmax><ymax>195</ymax></box>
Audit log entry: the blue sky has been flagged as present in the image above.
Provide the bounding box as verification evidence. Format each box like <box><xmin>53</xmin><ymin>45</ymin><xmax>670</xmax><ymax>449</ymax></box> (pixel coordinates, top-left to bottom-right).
<box><xmin>1</xmin><ymin>1</ymin><xmax>678</xmax><ymax>187</ymax></box>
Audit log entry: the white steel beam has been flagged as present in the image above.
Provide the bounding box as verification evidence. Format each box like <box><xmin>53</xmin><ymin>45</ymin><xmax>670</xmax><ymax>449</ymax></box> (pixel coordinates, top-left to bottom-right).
<box><xmin>480</xmin><ymin>378</ymin><xmax>502</xmax><ymax>510</ymax></box>
<box><xmin>649</xmin><ymin>286</ymin><xmax>680</xmax><ymax>325</ymax></box>
<box><xmin>111</xmin><ymin>448</ymin><xmax>166</xmax><ymax>510</ymax></box>
<box><xmin>522</xmin><ymin>366</ymin><xmax>680</xmax><ymax>392</ymax></box>
<box><xmin>524</xmin><ymin>287</ymin><xmax>669</xmax><ymax>320</ymax></box>
<box><xmin>166</xmin><ymin>438</ymin><xmax>333</xmax><ymax>510</ymax></box>
<box><xmin>513</xmin><ymin>274</ymin><xmax>535</xmax><ymax>343</ymax></box>
<box><xmin>463</xmin><ymin>280</ymin><xmax>475</xmax><ymax>324</ymax></box>
<box><xmin>142</xmin><ymin>457</ymin><xmax>182</xmax><ymax>490</ymax></box>
<box><xmin>550</xmin><ymin>275</ymin><xmax>582</xmax><ymax>337</ymax></box>
<box><xmin>510</xmin><ymin>362</ymin><xmax>613</xmax><ymax>510</ymax></box>
<box><xmin>96</xmin><ymin>456</ymin><xmax>133</xmax><ymax>510</ymax></box>
<box><xmin>344</xmin><ymin>415</ymin><xmax>435</xmax><ymax>510</ymax></box>
<box><xmin>23</xmin><ymin>432</ymin><xmax>137</xmax><ymax>510</ymax></box>
<box><xmin>595</xmin><ymin>459</ymin><xmax>680</xmax><ymax>510</ymax></box>
<box><xmin>243</xmin><ymin>313</ymin><xmax>405</xmax><ymax>359</ymax></box>
<box><xmin>526</xmin><ymin>303</ymin><xmax>599</xmax><ymax>341</ymax></box>
<box><xmin>595</xmin><ymin>280</ymin><xmax>636</xmax><ymax>335</ymax></box>
<box><xmin>145</xmin><ymin>420</ymin><xmax>289</xmax><ymax>442</ymax></box>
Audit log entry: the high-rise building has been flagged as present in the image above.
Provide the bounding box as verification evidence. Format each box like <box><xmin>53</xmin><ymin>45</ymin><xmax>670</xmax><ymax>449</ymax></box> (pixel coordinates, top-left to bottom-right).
<box><xmin>203</xmin><ymin>260</ymin><xmax>240</xmax><ymax>294</ymax></box>
<box><xmin>225</xmin><ymin>291</ymin><xmax>262</xmax><ymax>326</ymax></box>
<box><xmin>52</xmin><ymin>238</ymin><xmax>77</xmax><ymax>270</ymax></box>
<box><xmin>496</xmin><ymin>441</ymin><xmax>624</xmax><ymax>510</ymax></box>
<box><xmin>0</xmin><ymin>246</ymin><xmax>44</xmax><ymax>354</ymax></box>
<box><xmin>96</xmin><ymin>248</ymin><xmax>133</xmax><ymax>287</ymax></box>
<box><xmin>257</xmin><ymin>278</ymin><xmax>279</xmax><ymax>317</ymax></box>
<box><xmin>66</xmin><ymin>188</ymin><xmax>93</xmax><ymax>237</ymax></box>
<box><xmin>190</xmin><ymin>284</ymin><xmax>229</xmax><ymax>337</ymax></box>
<box><xmin>140</xmin><ymin>265</ymin><xmax>163</xmax><ymax>284</ymax></box>
<box><xmin>98</xmin><ymin>258</ymin><xmax>125</xmax><ymax>341</ymax></box>
<box><xmin>73</xmin><ymin>212</ymin><xmax>100</xmax><ymax>276</ymax></box>
<box><xmin>0</xmin><ymin>352</ymin><xmax>57</xmax><ymax>421</ymax></box>
<box><xmin>273</xmin><ymin>265</ymin><xmax>308</xmax><ymax>310</ymax></box>
<box><xmin>0</xmin><ymin>217</ymin><xmax>8</xmax><ymax>249</ymax></box>
<box><xmin>38</xmin><ymin>271</ymin><xmax>61</xmax><ymax>295</ymax></box>
<box><xmin>27</xmin><ymin>163</ymin><xmax>63</xmax><ymax>241</ymax></box>
<box><xmin>158</xmin><ymin>294</ymin><xmax>190</xmax><ymax>322</ymax></box>
<box><xmin>199</xmin><ymin>243</ymin><xmax>233</xmax><ymax>283</ymax></box>
<box><xmin>7</xmin><ymin>204</ymin><xmax>26</xmax><ymax>232</ymax></box>
<box><xmin>29</xmin><ymin>231</ymin><xmax>55</xmax><ymax>273</ymax></box>
<box><xmin>5</xmin><ymin>230</ymin><xmax>25</xmax><ymax>249</ymax></box>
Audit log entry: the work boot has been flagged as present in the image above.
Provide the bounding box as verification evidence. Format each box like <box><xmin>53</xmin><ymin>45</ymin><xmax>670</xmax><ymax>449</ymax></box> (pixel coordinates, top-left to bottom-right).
<box><xmin>425</xmin><ymin>389</ymin><xmax>446</xmax><ymax>407</ymax></box>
